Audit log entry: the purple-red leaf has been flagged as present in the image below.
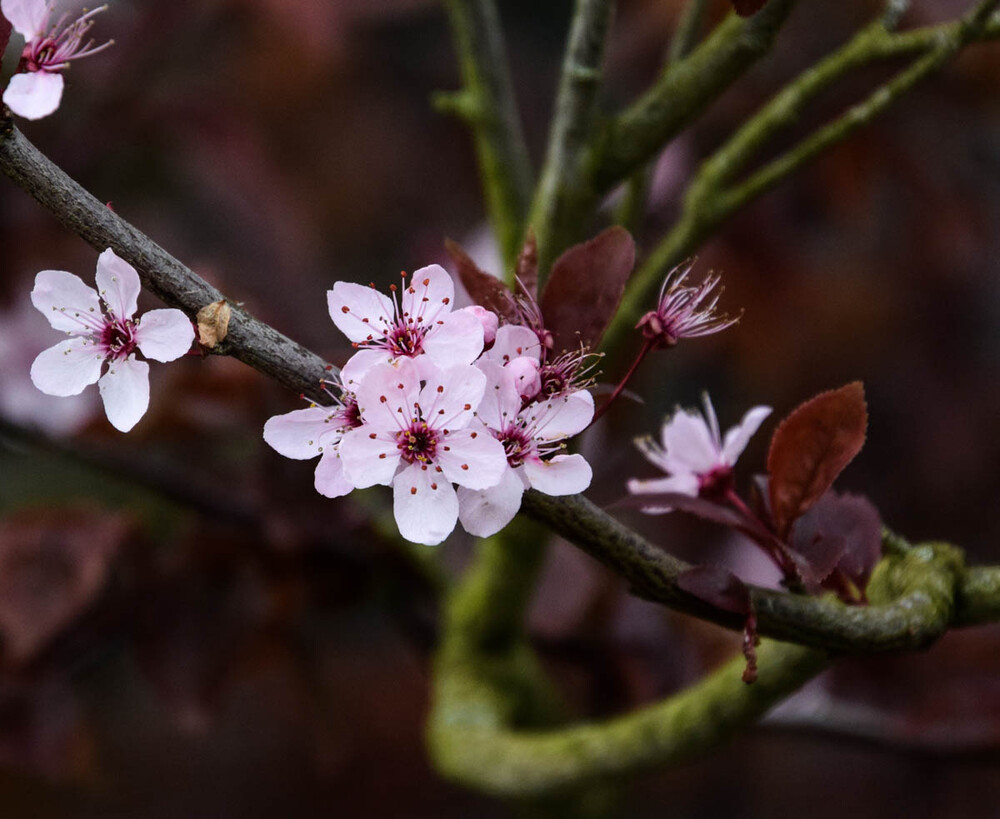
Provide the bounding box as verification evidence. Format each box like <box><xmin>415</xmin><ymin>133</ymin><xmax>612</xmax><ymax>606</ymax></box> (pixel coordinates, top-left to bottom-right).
<box><xmin>677</xmin><ymin>565</ymin><xmax>751</xmax><ymax>616</ymax></box>
<box><xmin>767</xmin><ymin>382</ymin><xmax>867</xmax><ymax>539</ymax></box>
<box><xmin>539</xmin><ymin>226</ymin><xmax>635</xmax><ymax>353</ymax></box>
<box><xmin>516</xmin><ymin>229</ymin><xmax>539</xmax><ymax>301</ymax></box>
<box><xmin>444</xmin><ymin>238</ymin><xmax>519</xmax><ymax>323</ymax></box>
<box><xmin>731</xmin><ymin>0</ymin><xmax>769</xmax><ymax>16</ymax></box>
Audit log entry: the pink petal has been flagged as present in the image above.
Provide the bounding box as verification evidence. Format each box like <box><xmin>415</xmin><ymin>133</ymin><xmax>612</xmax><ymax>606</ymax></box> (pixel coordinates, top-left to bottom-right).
<box><xmin>338</xmin><ymin>427</ymin><xmax>401</xmax><ymax>487</ymax></box>
<box><xmin>528</xmin><ymin>390</ymin><xmax>594</xmax><ymax>440</ymax></box>
<box><xmin>30</xmin><ymin>269</ymin><xmax>102</xmax><ymax>334</ymax></box>
<box><xmin>626</xmin><ymin>472</ymin><xmax>700</xmax><ymax>511</ymax></box>
<box><xmin>473</xmin><ymin>361</ymin><xmax>521</xmax><ymax>431</ymax></box>
<box><xmin>340</xmin><ymin>348</ymin><xmax>391</xmax><ymax>390</ymax></box>
<box><xmin>1</xmin><ymin>0</ymin><xmax>46</xmax><ymax>39</ymax></box>
<box><xmin>417</xmin><ymin>363</ymin><xmax>486</xmax><ymax>430</ymax></box>
<box><xmin>457</xmin><ymin>467</ymin><xmax>526</xmax><ymax>538</ymax></box>
<box><xmin>95</xmin><ymin>249</ymin><xmax>141</xmax><ymax>321</ymax></box>
<box><xmin>392</xmin><ymin>463</ymin><xmax>459</xmax><ymax>546</ymax></box>
<box><xmin>435</xmin><ymin>428</ymin><xmax>507</xmax><ymax>490</ymax></box>
<box><xmin>327</xmin><ymin>282</ymin><xmax>393</xmax><ymax>343</ymax></box>
<box><xmin>506</xmin><ymin>356</ymin><xmax>541</xmax><ymax>400</ymax></box>
<box><xmin>135</xmin><ymin>308</ymin><xmax>194</xmax><ymax>362</ymax></box>
<box><xmin>463</xmin><ymin>306</ymin><xmax>498</xmax><ymax>346</ymax></box>
<box><xmin>98</xmin><ymin>356</ymin><xmax>149</xmax><ymax>432</ymax></box>
<box><xmin>486</xmin><ymin>324</ymin><xmax>541</xmax><ymax>364</ymax></box>
<box><xmin>400</xmin><ymin>264</ymin><xmax>454</xmax><ymax>326</ymax></box>
<box><xmin>263</xmin><ymin>405</ymin><xmax>341</xmax><ymax>460</ymax></box>
<box><xmin>2</xmin><ymin>71</ymin><xmax>62</xmax><ymax>120</ymax></box>
<box><xmin>660</xmin><ymin>408</ymin><xmax>721</xmax><ymax>474</ymax></box>
<box><xmin>30</xmin><ymin>338</ymin><xmax>103</xmax><ymax>396</ymax></box>
<box><xmin>721</xmin><ymin>405</ymin><xmax>772</xmax><ymax>465</ymax></box>
<box><xmin>353</xmin><ymin>358</ymin><xmax>420</xmax><ymax>432</ymax></box>
<box><xmin>314</xmin><ymin>451</ymin><xmax>354</xmax><ymax>499</ymax></box>
<box><xmin>420</xmin><ymin>308</ymin><xmax>484</xmax><ymax>369</ymax></box>
<box><xmin>523</xmin><ymin>453</ymin><xmax>592</xmax><ymax>496</ymax></box>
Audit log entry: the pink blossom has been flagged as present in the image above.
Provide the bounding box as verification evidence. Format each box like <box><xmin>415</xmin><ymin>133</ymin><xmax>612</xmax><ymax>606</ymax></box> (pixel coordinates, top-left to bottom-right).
<box><xmin>1</xmin><ymin>0</ymin><xmax>112</xmax><ymax>120</ymax></box>
<box><xmin>628</xmin><ymin>394</ymin><xmax>771</xmax><ymax>509</ymax></box>
<box><xmin>337</xmin><ymin>357</ymin><xmax>507</xmax><ymax>545</ymax></box>
<box><xmin>458</xmin><ymin>363</ymin><xmax>594</xmax><ymax>538</ymax></box>
<box><xmin>477</xmin><ymin>323</ymin><xmax>543</xmax><ymax>400</ymax></box>
<box><xmin>636</xmin><ymin>260</ymin><xmax>740</xmax><ymax>349</ymax></box>
<box><xmin>262</xmin><ymin>384</ymin><xmax>362</xmax><ymax>499</ymax></box>
<box><xmin>29</xmin><ymin>248</ymin><xmax>194</xmax><ymax>432</ymax></box>
<box><xmin>466</xmin><ymin>305</ymin><xmax>498</xmax><ymax>346</ymax></box>
<box><xmin>328</xmin><ymin>265</ymin><xmax>485</xmax><ymax>388</ymax></box>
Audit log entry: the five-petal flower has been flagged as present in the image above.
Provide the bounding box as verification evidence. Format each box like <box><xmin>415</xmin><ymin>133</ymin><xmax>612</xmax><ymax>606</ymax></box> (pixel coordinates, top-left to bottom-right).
<box><xmin>29</xmin><ymin>248</ymin><xmax>194</xmax><ymax>432</ymax></box>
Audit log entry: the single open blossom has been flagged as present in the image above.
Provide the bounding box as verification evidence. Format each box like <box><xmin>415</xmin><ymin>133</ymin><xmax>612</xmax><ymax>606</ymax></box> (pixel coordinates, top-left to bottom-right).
<box><xmin>636</xmin><ymin>260</ymin><xmax>740</xmax><ymax>349</ymax></box>
<box><xmin>262</xmin><ymin>382</ymin><xmax>362</xmax><ymax>499</ymax></box>
<box><xmin>1</xmin><ymin>0</ymin><xmax>112</xmax><ymax>120</ymax></box>
<box><xmin>458</xmin><ymin>362</ymin><xmax>594</xmax><ymax>538</ymax></box>
<box><xmin>329</xmin><ymin>265</ymin><xmax>485</xmax><ymax>388</ymax></box>
<box><xmin>29</xmin><ymin>248</ymin><xmax>194</xmax><ymax>432</ymax></box>
<box><xmin>338</xmin><ymin>357</ymin><xmax>507</xmax><ymax>546</ymax></box>
<box><xmin>628</xmin><ymin>394</ymin><xmax>771</xmax><ymax>509</ymax></box>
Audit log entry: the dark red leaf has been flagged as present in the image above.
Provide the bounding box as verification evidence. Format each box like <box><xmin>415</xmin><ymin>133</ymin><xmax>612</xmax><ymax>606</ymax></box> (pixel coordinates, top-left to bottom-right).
<box><xmin>677</xmin><ymin>565</ymin><xmax>751</xmax><ymax>615</ymax></box>
<box><xmin>444</xmin><ymin>238</ymin><xmax>519</xmax><ymax>323</ymax></box>
<box><xmin>539</xmin><ymin>226</ymin><xmax>635</xmax><ymax>352</ymax></box>
<box><xmin>767</xmin><ymin>382</ymin><xmax>867</xmax><ymax>539</ymax></box>
<box><xmin>731</xmin><ymin>0</ymin><xmax>769</xmax><ymax>16</ymax></box>
<box><xmin>617</xmin><ymin>491</ymin><xmax>747</xmax><ymax>530</ymax></box>
<box><xmin>516</xmin><ymin>229</ymin><xmax>539</xmax><ymax>301</ymax></box>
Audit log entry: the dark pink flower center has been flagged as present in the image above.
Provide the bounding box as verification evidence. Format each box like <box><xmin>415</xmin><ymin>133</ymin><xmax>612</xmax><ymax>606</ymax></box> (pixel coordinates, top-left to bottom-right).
<box><xmin>500</xmin><ymin>426</ymin><xmax>532</xmax><ymax>467</ymax></box>
<box><xmin>697</xmin><ymin>465</ymin><xmax>733</xmax><ymax>499</ymax></box>
<box><xmin>100</xmin><ymin>318</ymin><xmax>137</xmax><ymax>361</ymax></box>
<box><xmin>397</xmin><ymin>421</ymin><xmax>439</xmax><ymax>464</ymax></box>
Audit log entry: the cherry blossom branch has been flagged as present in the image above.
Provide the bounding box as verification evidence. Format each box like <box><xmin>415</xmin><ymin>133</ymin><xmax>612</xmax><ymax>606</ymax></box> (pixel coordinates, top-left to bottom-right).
<box><xmin>437</xmin><ymin>0</ymin><xmax>533</xmax><ymax>273</ymax></box>
<box><xmin>529</xmin><ymin>0</ymin><xmax>616</xmax><ymax>282</ymax></box>
<box><xmin>604</xmin><ymin>0</ymin><xmax>1000</xmax><ymax>352</ymax></box>
<box><xmin>0</xmin><ymin>112</ymin><xmax>336</xmax><ymax>404</ymax></box>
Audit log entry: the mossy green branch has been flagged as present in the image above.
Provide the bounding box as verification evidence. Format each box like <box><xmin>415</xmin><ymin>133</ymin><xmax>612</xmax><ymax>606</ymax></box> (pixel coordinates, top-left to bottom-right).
<box><xmin>441</xmin><ymin>0</ymin><xmax>533</xmax><ymax>272</ymax></box>
<box><xmin>604</xmin><ymin>0</ymin><xmax>1000</xmax><ymax>352</ymax></box>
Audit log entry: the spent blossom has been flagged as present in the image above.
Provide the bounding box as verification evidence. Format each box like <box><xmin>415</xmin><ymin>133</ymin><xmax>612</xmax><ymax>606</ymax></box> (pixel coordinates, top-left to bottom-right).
<box><xmin>337</xmin><ymin>358</ymin><xmax>507</xmax><ymax>546</ymax></box>
<box><xmin>637</xmin><ymin>260</ymin><xmax>740</xmax><ymax>349</ymax></box>
<box><xmin>29</xmin><ymin>248</ymin><xmax>194</xmax><ymax>432</ymax></box>
<box><xmin>329</xmin><ymin>264</ymin><xmax>486</xmax><ymax>388</ymax></box>
<box><xmin>458</xmin><ymin>362</ymin><xmax>594</xmax><ymax>538</ymax></box>
<box><xmin>263</xmin><ymin>381</ymin><xmax>362</xmax><ymax>499</ymax></box>
<box><xmin>628</xmin><ymin>394</ymin><xmax>771</xmax><ymax>508</ymax></box>
<box><xmin>1</xmin><ymin>0</ymin><xmax>112</xmax><ymax>120</ymax></box>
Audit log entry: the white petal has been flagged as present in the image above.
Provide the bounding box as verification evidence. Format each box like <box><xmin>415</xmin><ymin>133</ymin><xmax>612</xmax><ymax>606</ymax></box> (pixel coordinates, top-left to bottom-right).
<box><xmin>523</xmin><ymin>453</ymin><xmax>592</xmax><ymax>496</ymax></box>
<box><xmin>314</xmin><ymin>451</ymin><xmax>354</xmax><ymax>499</ymax></box>
<box><xmin>263</xmin><ymin>405</ymin><xmax>341</xmax><ymax>460</ymax></box>
<box><xmin>527</xmin><ymin>390</ymin><xmax>594</xmax><ymax>441</ymax></box>
<box><xmin>2</xmin><ymin>71</ymin><xmax>62</xmax><ymax>120</ymax></box>
<box><xmin>1</xmin><ymin>0</ymin><xmax>46</xmax><ymax>39</ymax></box>
<box><xmin>417</xmin><ymin>363</ymin><xmax>486</xmax><ymax>430</ymax></box>
<box><xmin>392</xmin><ymin>463</ymin><xmax>459</xmax><ymax>546</ymax></box>
<box><xmin>474</xmin><ymin>361</ymin><xmax>521</xmax><ymax>431</ymax></box>
<box><xmin>30</xmin><ymin>269</ymin><xmax>102</xmax><ymax>334</ymax></box>
<box><xmin>457</xmin><ymin>467</ymin><xmax>525</xmax><ymax>538</ymax></box>
<box><xmin>353</xmin><ymin>358</ymin><xmax>420</xmax><ymax>431</ymax></box>
<box><xmin>436</xmin><ymin>428</ymin><xmax>507</xmax><ymax>490</ymax></box>
<box><xmin>327</xmin><ymin>282</ymin><xmax>394</xmax><ymax>343</ymax></box>
<box><xmin>30</xmin><ymin>338</ymin><xmax>104</xmax><ymax>396</ymax></box>
<box><xmin>400</xmin><ymin>264</ymin><xmax>454</xmax><ymax>326</ymax></box>
<box><xmin>135</xmin><ymin>308</ymin><xmax>194</xmax><ymax>362</ymax></box>
<box><xmin>95</xmin><ymin>248</ymin><xmax>141</xmax><ymax>321</ymax></box>
<box><xmin>626</xmin><ymin>473</ymin><xmax>699</xmax><ymax>498</ymax></box>
<box><xmin>660</xmin><ymin>408</ymin><xmax>721</xmax><ymax>474</ymax></box>
<box><xmin>421</xmin><ymin>308</ymin><xmax>484</xmax><ymax>368</ymax></box>
<box><xmin>721</xmin><ymin>405</ymin><xmax>772</xmax><ymax>465</ymax></box>
<box><xmin>98</xmin><ymin>356</ymin><xmax>150</xmax><ymax>432</ymax></box>
<box><xmin>487</xmin><ymin>324</ymin><xmax>541</xmax><ymax>364</ymax></box>
<box><xmin>338</xmin><ymin>427</ymin><xmax>400</xmax><ymax>487</ymax></box>
<box><xmin>340</xmin><ymin>348</ymin><xmax>391</xmax><ymax>390</ymax></box>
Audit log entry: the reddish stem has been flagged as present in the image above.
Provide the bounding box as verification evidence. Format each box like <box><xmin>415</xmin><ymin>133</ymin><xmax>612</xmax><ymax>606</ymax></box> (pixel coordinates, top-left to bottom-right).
<box><xmin>591</xmin><ymin>339</ymin><xmax>653</xmax><ymax>425</ymax></box>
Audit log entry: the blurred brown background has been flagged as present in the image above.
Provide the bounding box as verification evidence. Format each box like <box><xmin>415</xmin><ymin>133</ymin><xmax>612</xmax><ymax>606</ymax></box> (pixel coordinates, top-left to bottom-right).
<box><xmin>1</xmin><ymin>0</ymin><xmax>999</xmax><ymax>816</ymax></box>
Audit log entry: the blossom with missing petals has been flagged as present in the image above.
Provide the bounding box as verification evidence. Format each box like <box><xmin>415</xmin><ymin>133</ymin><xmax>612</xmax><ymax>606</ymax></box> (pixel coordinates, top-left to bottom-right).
<box><xmin>329</xmin><ymin>264</ymin><xmax>485</xmax><ymax>388</ymax></box>
<box><xmin>1</xmin><ymin>0</ymin><xmax>112</xmax><ymax>120</ymax></box>
<box><xmin>29</xmin><ymin>248</ymin><xmax>194</xmax><ymax>432</ymax></box>
<box><xmin>338</xmin><ymin>358</ymin><xmax>507</xmax><ymax>546</ymax></box>
<box><xmin>263</xmin><ymin>383</ymin><xmax>362</xmax><ymax>499</ymax></box>
<box><xmin>458</xmin><ymin>362</ymin><xmax>594</xmax><ymax>538</ymax></box>
<box><xmin>636</xmin><ymin>260</ymin><xmax>739</xmax><ymax>349</ymax></box>
<box><xmin>628</xmin><ymin>394</ymin><xmax>770</xmax><ymax>509</ymax></box>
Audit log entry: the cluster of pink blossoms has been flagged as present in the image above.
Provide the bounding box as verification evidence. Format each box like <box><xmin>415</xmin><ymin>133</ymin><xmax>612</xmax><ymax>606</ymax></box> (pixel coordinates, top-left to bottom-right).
<box><xmin>263</xmin><ymin>264</ymin><xmax>594</xmax><ymax>546</ymax></box>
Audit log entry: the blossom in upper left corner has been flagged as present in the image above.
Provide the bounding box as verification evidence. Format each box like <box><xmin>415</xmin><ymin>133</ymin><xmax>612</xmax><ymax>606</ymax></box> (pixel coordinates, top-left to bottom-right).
<box><xmin>1</xmin><ymin>0</ymin><xmax>112</xmax><ymax>120</ymax></box>
<box><xmin>29</xmin><ymin>248</ymin><xmax>194</xmax><ymax>432</ymax></box>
